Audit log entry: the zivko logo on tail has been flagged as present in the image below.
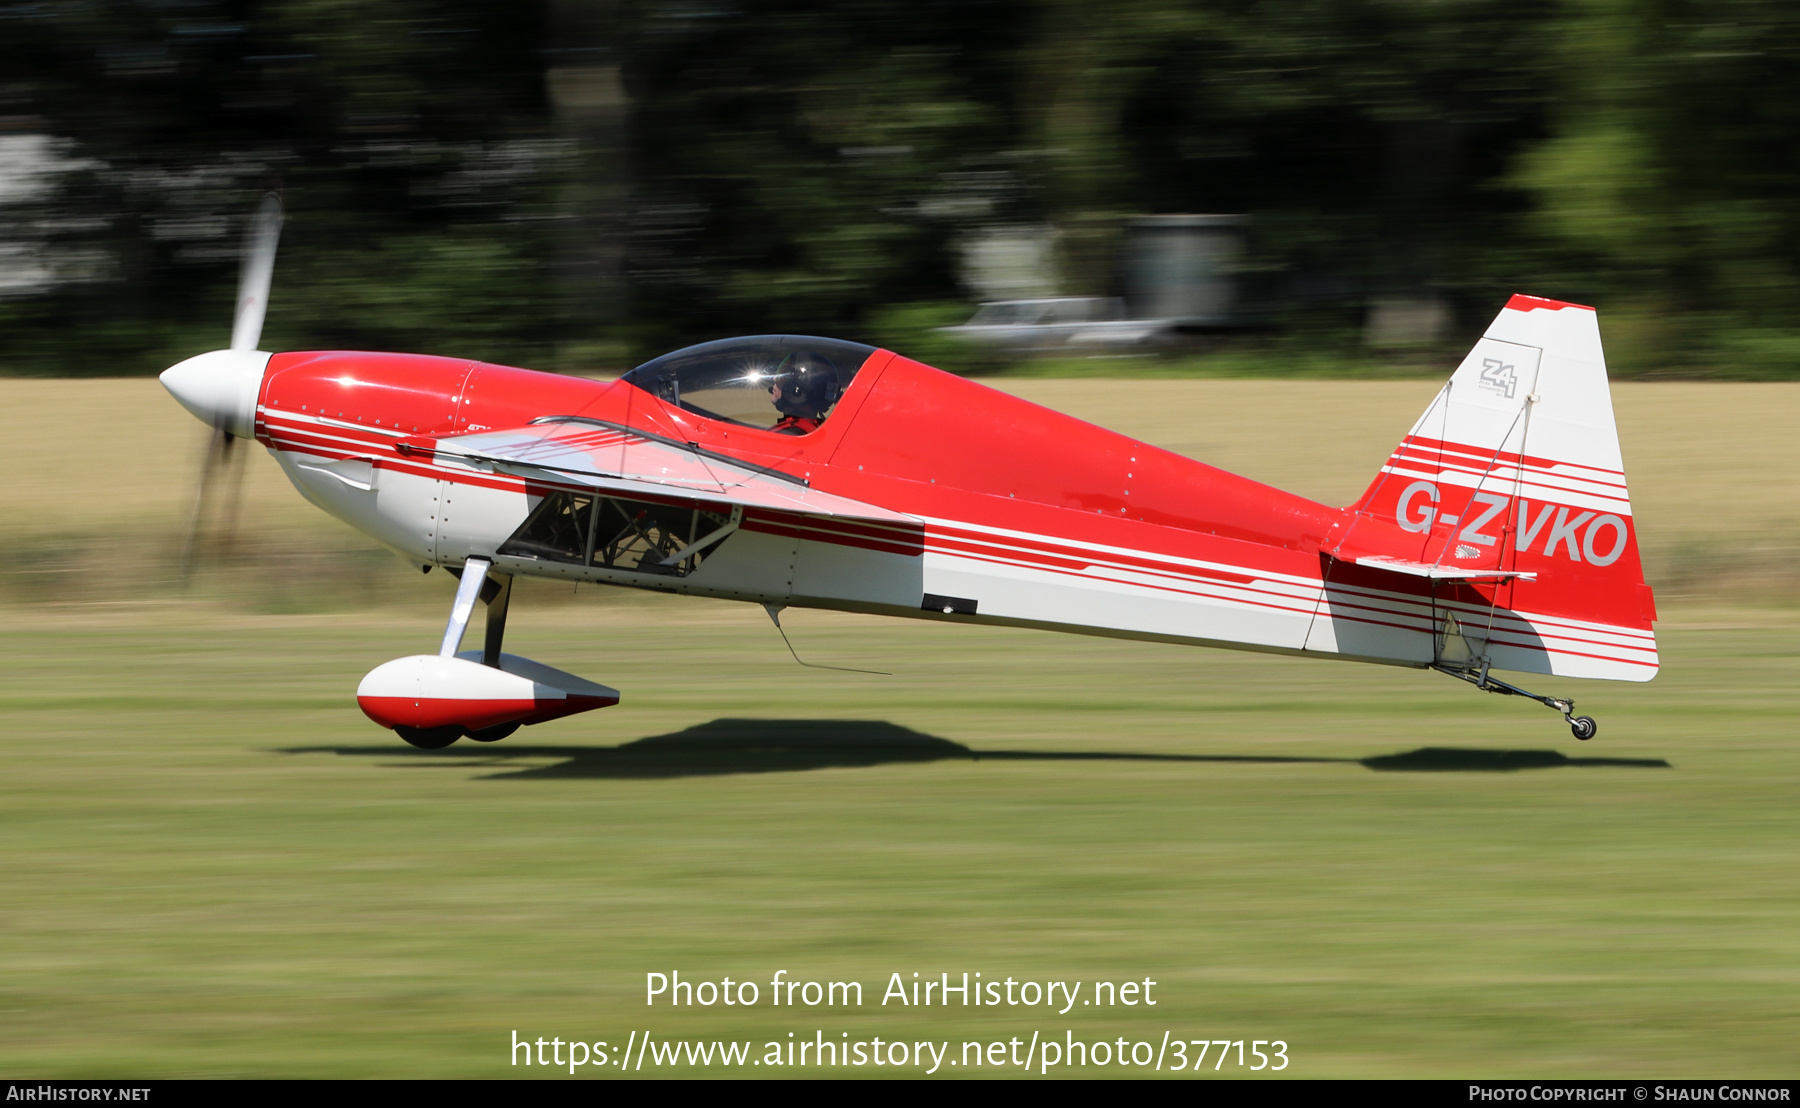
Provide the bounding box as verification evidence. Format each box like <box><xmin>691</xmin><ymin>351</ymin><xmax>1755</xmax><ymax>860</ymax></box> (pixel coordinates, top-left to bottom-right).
<box><xmin>1478</xmin><ymin>357</ymin><xmax>1518</xmax><ymax>398</ymax></box>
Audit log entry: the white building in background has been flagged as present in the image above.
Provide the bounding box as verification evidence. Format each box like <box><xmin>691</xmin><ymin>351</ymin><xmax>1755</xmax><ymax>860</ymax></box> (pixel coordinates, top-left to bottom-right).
<box><xmin>1122</xmin><ymin>214</ymin><xmax>1246</xmax><ymax>326</ymax></box>
<box><xmin>959</xmin><ymin>224</ymin><xmax>1060</xmax><ymax>302</ymax></box>
<box><xmin>0</xmin><ymin>132</ymin><xmax>104</xmax><ymax>294</ymax></box>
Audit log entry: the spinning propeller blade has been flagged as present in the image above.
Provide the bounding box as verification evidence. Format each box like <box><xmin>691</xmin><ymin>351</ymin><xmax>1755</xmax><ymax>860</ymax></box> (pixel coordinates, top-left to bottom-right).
<box><xmin>178</xmin><ymin>423</ymin><xmax>242</xmax><ymax>581</ymax></box>
<box><xmin>230</xmin><ymin>193</ymin><xmax>284</xmax><ymax>353</ymax></box>
<box><xmin>177</xmin><ymin>193</ymin><xmax>282</xmax><ymax>579</ymax></box>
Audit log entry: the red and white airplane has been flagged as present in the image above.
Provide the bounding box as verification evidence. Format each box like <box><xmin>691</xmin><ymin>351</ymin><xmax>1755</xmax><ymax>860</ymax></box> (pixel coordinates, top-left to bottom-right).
<box><xmin>162</xmin><ymin>198</ymin><xmax>1656</xmax><ymax>748</ymax></box>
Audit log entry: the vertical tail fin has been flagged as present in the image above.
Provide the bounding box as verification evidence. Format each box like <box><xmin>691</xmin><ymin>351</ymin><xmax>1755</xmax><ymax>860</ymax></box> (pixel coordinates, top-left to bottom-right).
<box><xmin>1330</xmin><ymin>295</ymin><xmax>1657</xmax><ymax>681</ymax></box>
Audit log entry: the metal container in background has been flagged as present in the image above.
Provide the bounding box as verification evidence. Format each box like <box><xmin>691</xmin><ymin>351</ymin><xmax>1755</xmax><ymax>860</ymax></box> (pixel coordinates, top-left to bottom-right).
<box><xmin>958</xmin><ymin>224</ymin><xmax>1061</xmax><ymax>302</ymax></box>
<box><xmin>1123</xmin><ymin>214</ymin><xmax>1247</xmax><ymax>326</ymax></box>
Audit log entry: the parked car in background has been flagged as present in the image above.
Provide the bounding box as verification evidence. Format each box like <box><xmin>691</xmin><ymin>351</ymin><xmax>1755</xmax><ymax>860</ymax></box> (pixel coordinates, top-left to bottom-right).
<box><xmin>941</xmin><ymin>215</ymin><xmax>1248</xmax><ymax>353</ymax></box>
<box><xmin>937</xmin><ymin>297</ymin><xmax>1175</xmax><ymax>350</ymax></box>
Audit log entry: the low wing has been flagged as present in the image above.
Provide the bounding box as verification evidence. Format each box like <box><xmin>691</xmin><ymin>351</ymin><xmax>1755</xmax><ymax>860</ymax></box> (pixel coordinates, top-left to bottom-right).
<box><xmin>406</xmin><ymin>417</ymin><xmax>916</xmax><ymax>523</ymax></box>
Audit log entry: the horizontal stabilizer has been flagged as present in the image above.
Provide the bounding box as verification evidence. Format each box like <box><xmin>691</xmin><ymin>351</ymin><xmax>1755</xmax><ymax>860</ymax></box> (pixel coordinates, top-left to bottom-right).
<box><xmin>1344</xmin><ymin>554</ymin><xmax>1537</xmax><ymax>582</ymax></box>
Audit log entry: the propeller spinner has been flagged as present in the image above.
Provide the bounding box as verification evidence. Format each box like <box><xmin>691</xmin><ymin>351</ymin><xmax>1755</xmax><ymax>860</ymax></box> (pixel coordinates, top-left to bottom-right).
<box><xmin>161</xmin><ymin>193</ymin><xmax>283</xmax><ymax>436</ymax></box>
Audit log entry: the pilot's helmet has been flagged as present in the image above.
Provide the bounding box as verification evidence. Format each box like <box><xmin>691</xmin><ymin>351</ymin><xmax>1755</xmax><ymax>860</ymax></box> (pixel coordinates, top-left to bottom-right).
<box><xmin>770</xmin><ymin>351</ymin><xmax>840</xmax><ymax>418</ymax></box>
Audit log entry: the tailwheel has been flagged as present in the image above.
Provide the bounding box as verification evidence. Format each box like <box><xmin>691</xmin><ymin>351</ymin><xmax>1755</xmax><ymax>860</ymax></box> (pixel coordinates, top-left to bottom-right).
<box><xmin>395</xmin><ymin>724</ymin><xmax>463</xmax><ymax>749</ymax></box>
<box><xmin>465</xmin><ymin>721</ymin><xmax>520</xmax><ymax>743</ymax></box>
<box><xmin>1433</xmin><ymin>661</ymin><xmax>1599</xmax><ymax>740</ymax></box>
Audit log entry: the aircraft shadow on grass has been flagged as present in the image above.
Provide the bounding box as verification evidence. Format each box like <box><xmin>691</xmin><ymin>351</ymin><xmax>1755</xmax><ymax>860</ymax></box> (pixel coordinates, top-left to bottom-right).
<box><xmin>283</xmin><ymin>720</ymin><xmax>1671</xmax><ymax>780</ymax></box>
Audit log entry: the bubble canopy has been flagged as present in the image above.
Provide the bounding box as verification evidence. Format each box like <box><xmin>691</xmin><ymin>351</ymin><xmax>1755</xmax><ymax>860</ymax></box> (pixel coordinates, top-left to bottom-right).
<box><xmin>619</xmin><ymin>336</ymin><xmax>878</xmax><ymax>433</ymax></box>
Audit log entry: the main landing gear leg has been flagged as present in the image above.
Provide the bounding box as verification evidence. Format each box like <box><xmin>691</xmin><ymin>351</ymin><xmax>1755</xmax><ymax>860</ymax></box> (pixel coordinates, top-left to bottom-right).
<box><xmin>393</xmin><ymin>559</ymin><xmax>521</xmax><ymax>747</ymax></box>
<box><xmin>442</xmin><ymin>558</ymin><xmax>521</xmax><ymax>744</ymax></box>
<box><xmin>365</xmin><ymin>559</ymin><xmax>616</xmax><ymax>750</ymax></box>
<box><xmin>440</xmin><ymin>557</ymin><xmax>493</xmax><ymax>659</ymax></box>
<box><xmin>392</xmin><ymin>560</ymin><xmax>494</xmax><ymax>749</ymax></box>
<box><xmin>1432</xmin><ymin>661</ymin><xmax>1598</xmax><ymax>741</ymax></box>
<box><xmin>482</xmin><ymin>572</ymin><xmax>512</xmax><ymax>669</ymax></box>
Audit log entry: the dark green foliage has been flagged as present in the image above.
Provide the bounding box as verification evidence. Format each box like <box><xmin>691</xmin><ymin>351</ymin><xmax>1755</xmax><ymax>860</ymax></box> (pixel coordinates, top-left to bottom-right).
<box><xmin>0</xmin><ymin>0</ymin><xmax>558</xmax><ymax>374</ymax></box>
<box><xmin>4</xmin><ymin>0</ymin><xmax>1800</xmax><ymax>376</ymax></box>
<box><xmin>619</xmin><ymin>0</ymin><xmax>1033</xmax><ymax>357</ymax></box>
<box><xmin>1109</xmin><ymin>1</ymin><xmax>1559</xmax><ymax>319</ymax></box>
<box><xmin>1509</xmin><ymin>0</ymin><xmax>1800</xmax><ymax>375</ymax></box>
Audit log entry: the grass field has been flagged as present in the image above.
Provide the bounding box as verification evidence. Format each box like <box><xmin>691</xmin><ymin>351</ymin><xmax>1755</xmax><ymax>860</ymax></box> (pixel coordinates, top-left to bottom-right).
<box><xmin>2</xmin><ymin>378</ymin><xmax>1798</xmax><ymax>1077</ymax></box>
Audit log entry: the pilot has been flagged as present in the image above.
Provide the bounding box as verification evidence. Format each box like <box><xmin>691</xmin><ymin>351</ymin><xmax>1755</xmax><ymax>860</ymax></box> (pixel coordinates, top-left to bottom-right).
<box><xmin>767</xmin><ymin>351</ymin><xmax>840</xmax><ymax>435</ymax></box>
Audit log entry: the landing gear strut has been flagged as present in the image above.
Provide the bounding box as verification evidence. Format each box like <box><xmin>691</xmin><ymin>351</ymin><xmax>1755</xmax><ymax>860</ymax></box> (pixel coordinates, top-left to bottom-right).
<box><xmin>443</xmin><ymin>557</ymin><xmax>512</xmax><ymax>666</ymax></box>
<box><xmin>466</xmin><ymin>568</ymin><xmax>520</xmax><ymax>741</ymax></box>
<box><xmin>1432</xmin><ymin>660</ymin><xmax>1598</xmax><ymax>741</ymax></box>
<box><xmin>398</xmin><ymin>556</ymin><xmax>519</xmax><ymax>748</ymax></box>
<box><xmin>358</xmin><ymin>557</ymin><xmax>620</xmax><ymax>745</ymax></box>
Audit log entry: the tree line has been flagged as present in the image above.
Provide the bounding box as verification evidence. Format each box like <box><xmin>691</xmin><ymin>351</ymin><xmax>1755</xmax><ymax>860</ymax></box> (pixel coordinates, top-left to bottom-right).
<box><xmin>2</xmin><ymin>0</ymin><xmax>1797</xmax><ymax>376</ymax></box>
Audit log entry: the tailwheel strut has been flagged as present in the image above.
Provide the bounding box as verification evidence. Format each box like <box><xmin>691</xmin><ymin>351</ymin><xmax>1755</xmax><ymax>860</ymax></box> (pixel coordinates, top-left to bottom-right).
<box><xmin>1432</xmin><ymin>660</ymin><xmax>1598</xmax><ymax>741</ymax></box>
